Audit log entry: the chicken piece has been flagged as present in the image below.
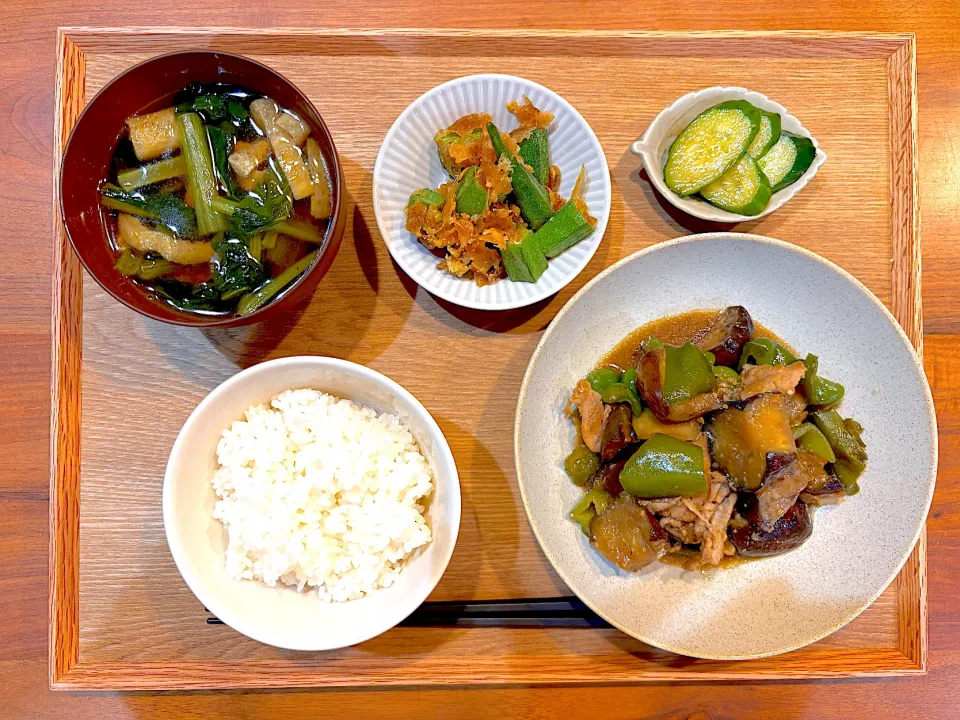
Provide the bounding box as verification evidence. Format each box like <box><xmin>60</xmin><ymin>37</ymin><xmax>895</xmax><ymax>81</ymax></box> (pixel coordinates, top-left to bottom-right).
<box><xmin>566</xmin><ymin>380</ymin><xmax>609</xmax><ymax>454</ymax></box>
<box><xmin>698</xmin><ymin>491</ymin><xmax>738</xmax><ymax>567</ymax></box>
<box><xmin>738</xmin><ymin>361</ymin><xmax>807</xmax><ymax>401</ymax></box>
<box><xmin>116</xmin><ymin>214</ymin><xmax>213</xmax><ymax>265</ymax></box>
<box><xmin>228</xmin><ymin>138</ymin><xmax>271</xmax><ymax>180</ymax></box>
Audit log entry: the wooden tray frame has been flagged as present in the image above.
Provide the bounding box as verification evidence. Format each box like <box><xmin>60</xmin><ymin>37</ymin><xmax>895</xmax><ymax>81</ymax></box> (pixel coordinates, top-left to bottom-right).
<box><xmin>50</xmin><ymin>27</ymin><xmax>923</xmax><ymax>690</ymax></box>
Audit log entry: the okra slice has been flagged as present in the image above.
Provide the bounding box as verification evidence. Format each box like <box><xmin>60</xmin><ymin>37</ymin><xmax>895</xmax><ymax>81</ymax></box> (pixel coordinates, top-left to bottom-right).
<box><xmin>407</xmin><ymin>188</ymin><xmax>444</xmax><ymax>207</ymax></box>
<box><xmin>487</xmin><ymin>122</ymin><xmax>554</xmax><ymax>230</ymax></box>
<box><xmin>518</xmin><ymin>128</ymin><xmax>550</xmax><ymax>186</ymax></box>
<box><xmin>435</xmin><ymin>131</ymin><xmax>462</xmax><ymax>177</ymax></box>
<box><xmin>757</xmin><ymin>133</ymin><xmax>817</xmax><ymax>192</ymax></box>
<box><xmin>663</xmin><ymin>100</ymin><xmax>762</xmax><ymax>196</ymax></box>
<box><xmin>502</xmin><ymin>242</ymin><xmax>534</xmax><ymax>282</ymax></box>
<box><xmin>455</xmin><ymin>166</ymin><xmax>487</xmax><ymax>216</ymax></box>
<box><xmin>699</xmin><ymin>153</ymin><xmax>772</xmax><ymax>216</ymax></box>
<box><xmin>533</xmin><ymin>201</ymin><xmax>595</xmax><ymax>258</ymax></box>
<box><xmin>520</xmin><ymin>229</ymin><xmax>548</xmax><ymax>281</ymax></box>
<box><xmin>747</xmin><ymin>111</ymin><xmax>782</xmax><ymax>159</ymax></box>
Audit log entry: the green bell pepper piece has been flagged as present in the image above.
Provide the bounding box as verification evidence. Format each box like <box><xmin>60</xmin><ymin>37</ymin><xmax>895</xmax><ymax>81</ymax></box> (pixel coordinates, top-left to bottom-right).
<box><xmin>802</xmin><ymin>354</ymin><xmax>845</xmax><ymax>407</ymax></box>
<box><xmin>712</xmin><ymin>365</ymin><xmax>740</xmax><ymax>385</ymax></box>
<box><xmin>564</xmin><ymin>445</ymin><xmax>600</xmax><ymax>486</ymax></box>
<box><xmin>619</xmin><ymin>434</ymin><xmax>707</xmax><ymax>499</ymax></box>
<box><xmin>832</xmin><ymin>462</ymin><xmax>862</xmax><ymax>496</ymax></box>
<box><xmin>487</xmin><ymin>122</ymin><xmax>554</xmax><ymax>230</ymax></box>
<box><xmin>518</xmin><ymin>127</ymin><xmax>550</xmax><ymax>185</ymax></box>
<box><xmin>455</xmin><ymin>166</ymin><xmax>487</xmax><ymax>216</ymax></box>
<box><xmin>599</xmin><ymin>383</ymin><xmax>644</xmax><ymax>417</ymax></box>
<box><xmin>586</xmin><ymin>368</ymin><xmax>621</xmax><ymax>393</ymax></box>
<box><xmin>812</xmin><ymin>409</ymin><xmax>868</xmax><ymax>494</ymax></box>
<box><xmin>570</xmin><ymin>489</ymin><xmax>612</xmax><ymax>535</ymax></box>
<box><xmin>793</xmin><ymin>422</ymin><xmax>836</xmax><ymax>463</ymax></box>
<box><xmin>662</xmin><ymin>342</ymin><xmax>716</xmax><ymax>404</ymax></box>
<box><xmin>621</xmin><ymin>368</ymin><xmax>638</xmax><ymax>395</ymax></box>
<box><xmin>738</xmin><ymin>337</ymin><xmax>798</xmax><ymax>369</ymax></box>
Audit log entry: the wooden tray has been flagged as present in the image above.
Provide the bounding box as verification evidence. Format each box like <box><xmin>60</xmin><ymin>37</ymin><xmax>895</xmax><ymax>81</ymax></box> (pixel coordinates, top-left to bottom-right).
<box><xmin>51</xmin><ymin>27</ymin><xmax>923</xmax><ymax>690</ymax></box>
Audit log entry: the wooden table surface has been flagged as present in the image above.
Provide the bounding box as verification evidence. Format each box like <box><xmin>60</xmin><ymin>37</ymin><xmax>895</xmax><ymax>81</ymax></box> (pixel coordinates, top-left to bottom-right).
<box><xmin>4</xmin><ymin>1</ymin><xmax>959</xmax><ymax>717</ymax></box>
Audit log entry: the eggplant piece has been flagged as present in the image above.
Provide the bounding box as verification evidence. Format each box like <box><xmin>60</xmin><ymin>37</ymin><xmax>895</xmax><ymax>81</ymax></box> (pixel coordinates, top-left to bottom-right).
<box><xmin>695</xmin><ymin>306</ymin><xmax>754</xmax><ymax>367</ymax></box>
<box><xmin>646</xmin><ymin>508</ymin><xmax>669</xmax><ymax>542</ymax></box>
<box><xmin>729</xmin><ymin>496</ymin><xmax>812</xmax><ymax>557</ymax></box>
<box><xmin>707</xmin><ymin>393</ymin><xmax>796</xmax><ymax>490</ymax></box>
<box><xmin>755</xmin><ymin>452</ymin><xmax>816</xmax><ymax>530</ymax></box>
<box><xmin>637</xmin><ymin>347</ymin><xmax>722</xmax><ymax>422</ymax></box>
<box><xmin>590</xmin><ymin>494</ymin><xmax>670</xmax><ymax>571</ymax></box>
<box><xmin>589</xmin><ymin>457</ymin><xmax>629</xmax><ymax>496</ymax></box>
<box><xmin>599</xmin><ymin>403</ymin><xmax>637</xmax><ymax>461</ymax></box>
<box><xmin>799</xmin><ymin>474</ymin><xmax>845</xmax><ymax>506</ymax></box>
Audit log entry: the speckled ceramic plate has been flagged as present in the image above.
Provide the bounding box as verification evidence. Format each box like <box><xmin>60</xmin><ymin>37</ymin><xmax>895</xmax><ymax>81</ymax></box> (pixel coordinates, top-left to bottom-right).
<box><xmin>514</xmin><ymin>233</ymin><xmax>937</xmax><ymax>659</ymax></box>
<box><xmin>373</xmin><ymin>74</ymin><xmax>611</xmax><ymax>310</ymax></box>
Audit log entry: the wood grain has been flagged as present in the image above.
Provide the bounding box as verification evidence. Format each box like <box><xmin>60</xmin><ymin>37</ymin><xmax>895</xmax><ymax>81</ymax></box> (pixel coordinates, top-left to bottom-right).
<box><xmin>48</xmin><ymin>29</ymin><xmax>85</xmax><ymax>688</ymax></box>
<box><xmin>0</xmin><ymin>0</ymin><xmax>958</xmax><ymax>717</ymax></box>
<box><xmin>46</xmin><ymin>28</ymin><xmax>925</xmax><ymax>690</ymax></box>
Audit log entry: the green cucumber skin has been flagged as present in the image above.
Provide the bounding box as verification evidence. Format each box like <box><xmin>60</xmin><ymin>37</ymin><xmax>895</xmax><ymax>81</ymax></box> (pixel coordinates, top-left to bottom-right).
<box><xmin>749</xmin><ymin>111</ymin><xmax>782</xmax><ymax>159</ymax></box>
<box><xmin>699</xmin><ymin>154</ymin><xmax>772</xmax><ymax>216</ymax></box>
<box><xmin>518</xmin><ymin>128</ymin><xmax>550</xmax><ymax>186</ymax></box>
<box><xmin>771</xmin><ymin>134</ymin><xmax>817</xmax><ymax>192</ymax></box>
<box><xmin>501</xmin><ymin>242</ymin><xmax>534</xmax><ymax>282</ymax></box>
<box><xmin>664</xmin><ymin>100</ymin><xmax>762</xmax><ymax>197</ymax></box>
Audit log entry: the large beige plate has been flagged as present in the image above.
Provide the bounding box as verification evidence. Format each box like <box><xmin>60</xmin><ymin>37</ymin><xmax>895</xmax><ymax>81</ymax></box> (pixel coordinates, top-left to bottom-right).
<box><xmin>514</xmin><ymin>233</ymin><xmax>937</xmax><ymax>659</ymax></box>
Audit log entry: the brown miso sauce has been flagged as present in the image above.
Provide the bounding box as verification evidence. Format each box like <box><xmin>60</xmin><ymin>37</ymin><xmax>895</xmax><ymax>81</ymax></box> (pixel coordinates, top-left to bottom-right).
<box><xmin>597</xmin><ymin>309</ymin><xmax>793</xmax><ymax>372</ymax></box>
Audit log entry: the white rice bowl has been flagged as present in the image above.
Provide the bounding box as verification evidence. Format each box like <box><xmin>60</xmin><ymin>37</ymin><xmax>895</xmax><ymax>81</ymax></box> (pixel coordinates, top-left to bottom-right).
<box><xmin>211</xmin><ymin>389</ymin><xmax>434</xmax><ymax>603</ymax></box>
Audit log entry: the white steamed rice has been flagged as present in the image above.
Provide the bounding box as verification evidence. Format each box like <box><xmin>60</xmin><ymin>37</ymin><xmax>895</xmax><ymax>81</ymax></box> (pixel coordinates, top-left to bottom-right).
<box><xmin>211</xmin><ymin>388</ymin><xmax>433</xmax><ymax>602</ymax></box>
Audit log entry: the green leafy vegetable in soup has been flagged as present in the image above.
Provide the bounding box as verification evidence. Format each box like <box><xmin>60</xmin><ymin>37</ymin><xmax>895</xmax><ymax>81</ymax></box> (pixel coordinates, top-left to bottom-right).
<box><xmin>100</xmin><ymin>82</ymin><xmax>334</xmax><ymax>316</ymax></box>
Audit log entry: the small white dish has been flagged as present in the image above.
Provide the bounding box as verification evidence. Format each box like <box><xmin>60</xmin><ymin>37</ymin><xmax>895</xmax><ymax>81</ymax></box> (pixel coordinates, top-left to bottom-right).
<box><xmin>631</xmin><ymin>87</ymin><xmax>826</xmax><ymax>223</ymax></box>
<box><xmin>163</xmin><ymin>356</ymin><xmax>461</xmax><ymax>651</ymax></box>
<box><xmin>515</xmin><ymin>233</ymin><xmax>936</xmax><ymax>659</ymax></box>
<box><xmin>373</xmin><ymin>73</ymin><xmax>611</xmax><ymax>311</ymax></box>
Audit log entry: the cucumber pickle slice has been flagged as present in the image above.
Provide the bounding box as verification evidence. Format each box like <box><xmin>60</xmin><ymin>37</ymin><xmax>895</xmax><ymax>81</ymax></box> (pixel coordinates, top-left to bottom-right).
<box><xmin>699</xmin><ymin>153</ymin><xmax>772</xmax><ymax>215</ymax></box>
<box><xmin>747</xmin><ymin>111</ymin><xmax>782</xmax><ymax>159</ymax></box>
<box><xmin>757</xmin><ymin>133</ymin><xmax>817</xmax><ymax>192</ymax></box>
<box><xmin>663</xmin><ymin>100</ymin><xmax>761</xmax><ymax>196</ymax></box>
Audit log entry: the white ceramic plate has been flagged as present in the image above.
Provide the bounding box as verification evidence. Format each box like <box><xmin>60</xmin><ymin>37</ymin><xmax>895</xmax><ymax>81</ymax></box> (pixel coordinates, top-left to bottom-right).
<box><xmin>373</xmin><ymin>73</ymin><xmax>611</xmax><ymax>310</ymax></box>
<box><xmin>631</xmin><ymin>87</ymin><xmax>826</xmax><ymax>222</ymax></box>
<box><xmin>163</xmin><ymin>357</ymin><xmax>461</xmax><ymax>651</ymax></box>
<box><xmin>515</xmin><ymin>233</ymin><xmax>936</xmax><ymax>659</ymax></box>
